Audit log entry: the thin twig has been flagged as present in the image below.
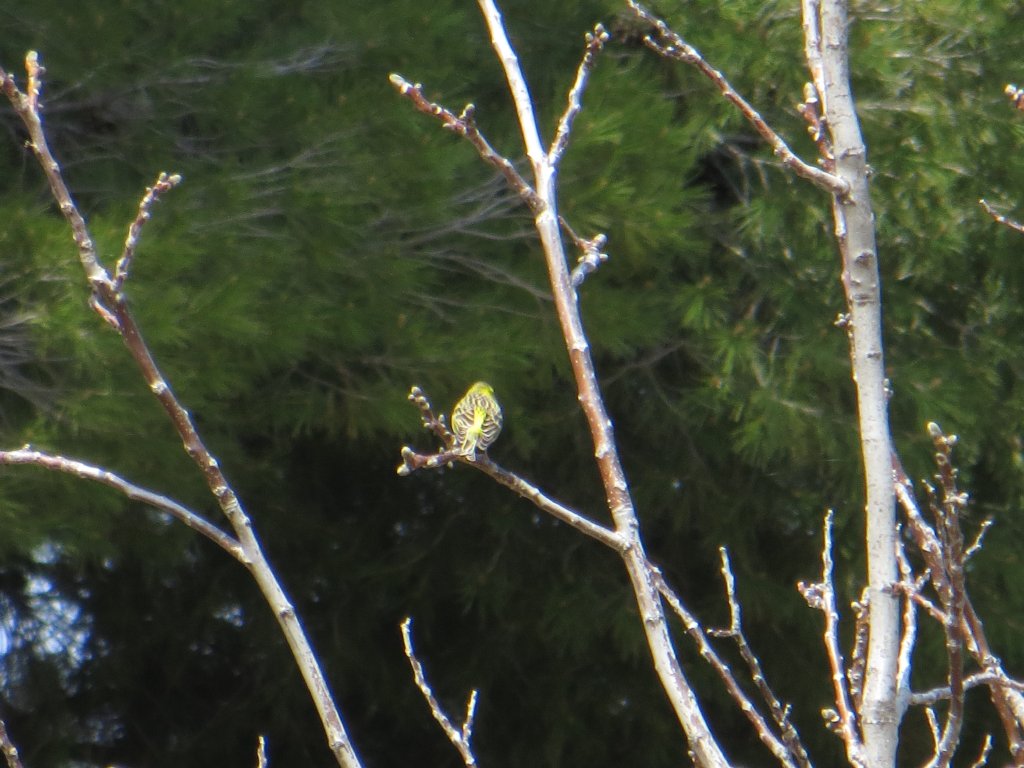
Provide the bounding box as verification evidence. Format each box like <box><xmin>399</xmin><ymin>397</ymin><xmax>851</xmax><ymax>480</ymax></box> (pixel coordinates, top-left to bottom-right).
<box><xmin>388</xmin><ymin>75</ymin><xmax>543</xmax><ymax>214</ymax></box>
<box><xmin>651</xmin><ymin>566</ymin><xmax>802</xmax><ymax>768</ymax></box>
<box><xmin>798</xmin><ymin>510</ymin><xmax>866</xmax><ymax>767</ymax></box>
<box><xmin>800</xmin><ymin>0</ymin><xmax>827</xmax><ymax>119</ymax></box>
<box><xmin>255</xmin><ymin>735</ymin><xmax>268</xmax><ymax>768</ymax></box>
<box><xmin>116</xmin><ymin>171</ymin><xmax>183</xmax><ymax>290</ymax></box>
<box><xmin>627</xmin><ymin>1</ymin><xmax>848</xmax><ymax>197</ymax></box>
<box><xmin>895</xmin><ymin>539</ymin><xmax>923</xmax><ymax>708</ymax></box>
<box><xmin>964</xmin><ymin>518</ymin><xmax>993</xmax><ymax>562</ymax></box>
<box><xmin>711</xmin><ymin>548</ymin><xmax>812</xmax><ymax>768</ymax></box>
<box><xmin>401</xmin><ymin>618</ymin><xmax>479</xmax><ymax>768</ymax></box>
<box><xmin>1</xmin><ymin>53</ymin><xmax>362</xmax><ymax>768</ymax></box>
<box><xmin>926</xmin><ymin>423</ymin><xmax>969</xmax><ymax>767</ymax></box>
<box><xmin>797</xmin><ymin>81</ymin><xmax>834</xmax><ymax>172</ymax></box>
<box><xmin>0</xmin><ymin>447</ymin><xmax>242</xmax><ymax>558</ymax></box>
<box><xmin>979</xmin><ymin>199</ymin><xmax>1024</xmax><ymax>235</ymax></box>
<box><xmin>397</xmin><ymin>385</ymin><xmax>623</xmax><ymax>549</ymax></box>
<box><xmin>549</xmin><ymin>24</ymin><xmax>609</xmax><ymax>165</ymax></box>
<box><xmin>1</xmin><ymin>54</ymin><xmax>107</xmax><ymax>287</ymax></box>
<box><xmin>912</xmin><ymin>671</ymin><xmax>1024</xmax><ymax>707</ymax></box>
<box><xmin>969</xmin><ymin>734</ymin><xmax>993</xmax><ymax>768</ymax></box>
<box><xmin>476</xmin><ymin>0</ymin><xmax>547</xmax><ymax>177</ymax></box>
<box><xmin>569</xmin><ymin>232</ymin><xmax>609</xmax><ymax>289</ymax></box>
<box><xmin>848</xmin><ymin>593</ymin><xmax>869</xmax><ymax>711</ymax></box>
<box><xmin>0</xmin><ymin>717</ymin><xmax>25</xmax><ymax>768</ymax></box>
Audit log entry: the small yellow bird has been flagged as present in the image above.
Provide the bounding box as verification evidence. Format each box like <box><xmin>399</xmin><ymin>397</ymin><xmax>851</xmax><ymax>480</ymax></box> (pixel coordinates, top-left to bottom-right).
<box><xmin>450</xmin><ymin>381</ymin><xmax>503</xmax><ymax>457</ymax></box>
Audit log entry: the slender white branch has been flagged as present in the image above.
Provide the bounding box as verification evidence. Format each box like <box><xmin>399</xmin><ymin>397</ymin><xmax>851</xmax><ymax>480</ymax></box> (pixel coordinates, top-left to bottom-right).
<box><xmin>0</xmin><ymin>717</ymin><xmax>25</xmax><ymax>768</ymax></box>
<box><xmin>0</xmin><ymin>447</ymin><xmax>242</xmax><ymax>559</ymax></box>
<box><xmin>475</xmin><ymin>4</ymin><xmax>730</xmax><ymax>766</ymax></box>
<box><xmin>476</xmin><ymin>0</ymin><xmax>546</xmax><ymax>176</ymax></box>
<box><xmin>401</xmin><ymin>618</ymin><xmax>479</xmax><ymax>767</ymax></box>
<box><xmin>628</xmin><ymin>1</ymin><xmax>848</xmax><ymax>196</ymax></box>
<box><xmin>1</xmin><ymin>54</ymin><xmax>363</xmax><ymax>768</ymax></box>
<box><xmin>808</xmin><ymin>1</ymin><xmax>901</xmax><ymax>762</ymax></box>
<box><xmin>549</xmin><ymin>24</ymin><xmax>608</xmax><ymax>165</ymax></box>
<box><xmin>798</xmin><ymin>510</ymin><xmax>867</xmax><ymax>767</ymax></box>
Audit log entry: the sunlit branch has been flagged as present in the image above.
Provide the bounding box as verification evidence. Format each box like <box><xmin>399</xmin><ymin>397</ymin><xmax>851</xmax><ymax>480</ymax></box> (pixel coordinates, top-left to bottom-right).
<box><xmin>0</xmin><ymin>447</ymin><xmax>241</xmax><ymax>559</ymax></box>
<box><xmin>401</xmin><ymin>618</ymin><xmax>479</xmax><ymax>768</ymax></box>
<box><xmin>979</xmin><ymin>199</ymin><xmax>1024</xmax><ymax>235</ymax></box>
<box><xmin>627</xmin><ymin>1</ymin><xmax>848</xmax><ymax>197</ymax></box>
<box><xmin>549</xmin><ymin>24</ymin><xmax>609</xmax><ymax>165</ymax></box>
<box><xmin>0</xmin><ymin>717</ymin><xmax>25</xmax><ymax>768</ymax></box>
<box><xmin>116</xmin><ymin>171</ymin><xmax>183</xmax><ymax>290</ymax></box>
<box><xmin>798</xmin><ymin>510</ymin><xmax>866</xmax><ymax>767</ymax></box>
<box><xmin>1</xmin><ymin>52</ymin><xmax>362</xmax><ymax>768</ymax></box>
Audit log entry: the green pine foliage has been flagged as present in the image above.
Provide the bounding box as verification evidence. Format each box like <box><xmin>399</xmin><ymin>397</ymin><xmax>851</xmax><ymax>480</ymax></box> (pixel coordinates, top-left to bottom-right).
<box><xmin>1</xmin><ymin>0</ymin><xmax>1024</xmax><ymax>766</ymax></box>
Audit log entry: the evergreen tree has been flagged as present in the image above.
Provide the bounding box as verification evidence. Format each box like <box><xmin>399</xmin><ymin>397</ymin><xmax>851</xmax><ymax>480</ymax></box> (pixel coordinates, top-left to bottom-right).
<box><xmin>0</xmin><ymin>0</ymin><xmax>1022</xmax><ymax>765</ymax></box>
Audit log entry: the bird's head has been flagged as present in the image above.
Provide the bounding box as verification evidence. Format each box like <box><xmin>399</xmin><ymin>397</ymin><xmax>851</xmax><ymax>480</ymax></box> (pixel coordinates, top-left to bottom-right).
<box><xmin>468</xmin><ymin>381</ymin><xmax>495</xmax><ymax>397</ymax></box>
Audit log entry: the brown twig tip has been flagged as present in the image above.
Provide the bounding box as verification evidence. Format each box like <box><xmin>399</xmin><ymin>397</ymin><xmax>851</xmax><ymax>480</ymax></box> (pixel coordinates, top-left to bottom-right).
<box><xmin>798</xmin><ymin>82</ymin><xmax>834</xmax><ymax>170</ymax></box>
<box><xmin>115</xmin><ymin>171</ymin><xmax>184</xmax><ymax>289</ymax></box>
<box><xmin>979</xmin><ymin>198</ymin><xmax>1024</xmax><ymax>235</ymax></box>
<box><xmin>405</xmin><ymin>385</ymin><xmax>453</xmax><ymax>446</ymax></box>
<box><xmin>1005</xmin><ymin>83</ymin><xmax>1024</xmax><ymax>112</ymax></box>
<box><xmin>25</xmin><ymin>51</ymin><xmax>44</xmax><ymax>112</ymax></box>
<box><xmin>926</xmin><ymin>421</ymin><xmax>957</xmax><ymax>452</ymax></box>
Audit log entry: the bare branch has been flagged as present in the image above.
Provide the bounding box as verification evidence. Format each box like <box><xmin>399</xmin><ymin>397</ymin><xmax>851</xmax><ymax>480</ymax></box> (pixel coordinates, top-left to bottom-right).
<box><xmin>549</xmin><ymin>24</ymin><xmax>609</xmax><ymax>165</ymax></box>
<box><xmin>401</xmin><ymin>618</ymin><xmax>479</xmax><ymax>768</ymax></box>
<box><xmin>979</xmin><ymin>199</ymin><xmax>1024</xmax><ymax>235</ymax></box>
<box><xmin>969</xmin><ymin>734</ymin><xmax>993</xmax><ymax>768</ymax></box>
<box><xmin>255</xmin><ymin>736</ymin><xmax>268</xmax><ymax>768</ymax></box>
<box><xmin>391</xmin><ymin>5</ymin><xmax>733</xmax><ymax>764</ymax></box>
<box><xmin>388</xmin><ymin>75</ymin><xmax>543</xmax><ymax>214</ymax></box>
<box><xmin>116</xmin><ymin>171</ymin><xmax>183</xmax><ymax>290</ymax></box>
<box><xmin>626</xmin><ymin>1</ymin><xmax>848</xmax><ymax>197</ymax></box>
<box><xmin>710</xmin><ymin>549</ymin><xmax>813</xmax><ymax>768</ymax></box>
<box><xmin>1</xmin><ymin>53</ymin><xmax>363</xmax><ymax>768</ymax></box>
<box><xmin>652</xmin><ymin>565</ymin><xmax>804</xmax><ymax>768</ymax></box>
<box><xmin>0</xmin><ymin>717</ymin><xmax>25</xmax><ymax>768</ymax></box>
<box><xmin>896</xmin><ymin>437</ymin><xmax>1024</xmax><ymax>761</ymax></box>
<box><xmin>0</xmin><ymin>447</ymin><xmax>242</xmax><ymax>558</ymax></box>
<box><xmin>387</xmin><ymin>77</ymin><xmax>610</xmax><ymax>289</ymax></box>
<box><xmin>798</xmin><ymin>510</ymin><xmax>866</xmax><ymax>768</ymax></box>
<box><xmin>805</xmin><ymin>1</ymin><xmax>900</xmax><ymax>761</ymax></box>
<box><xmin>912</xmin><ymin>671</ymin><xmax>1024</xmax><ymax>707</ymax></box>
<box><xmin>0</xmin><ymin>53</ymin><xmax>108</xmax><ymax>288</ymax></box>
<box><xmin>396</xmin><ymin>390</ymin><xmax>623</xmax><ymax>551</ymax></box>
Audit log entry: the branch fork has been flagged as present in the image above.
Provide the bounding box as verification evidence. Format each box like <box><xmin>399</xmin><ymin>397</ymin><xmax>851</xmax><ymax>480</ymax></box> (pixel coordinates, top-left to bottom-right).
<box><xmin>1</xmin><ymin>52</ymin><xmax>362</xmax><ymax>768</ymax></box>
